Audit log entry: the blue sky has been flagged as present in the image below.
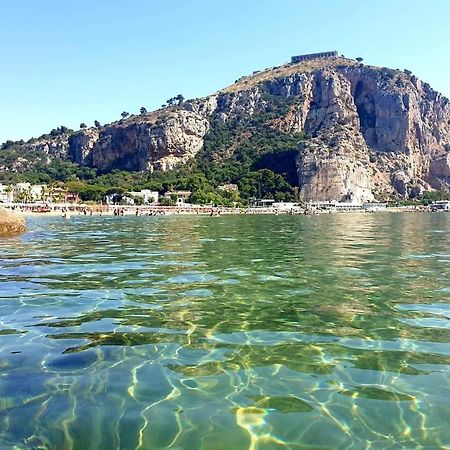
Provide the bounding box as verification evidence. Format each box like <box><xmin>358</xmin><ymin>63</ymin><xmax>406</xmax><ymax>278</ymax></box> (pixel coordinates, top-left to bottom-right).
<box><xmin>1</xmin><ymin>0</ymin><xmax>449</xmax><ymax>143</ymax></box>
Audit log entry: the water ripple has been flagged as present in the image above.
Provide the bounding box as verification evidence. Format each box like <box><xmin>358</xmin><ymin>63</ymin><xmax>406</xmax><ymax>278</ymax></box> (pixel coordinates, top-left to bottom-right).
<box><xmin>0</xmin><ymin>213</ymin><xmax>449</xmax><ymax>448</ymax></box>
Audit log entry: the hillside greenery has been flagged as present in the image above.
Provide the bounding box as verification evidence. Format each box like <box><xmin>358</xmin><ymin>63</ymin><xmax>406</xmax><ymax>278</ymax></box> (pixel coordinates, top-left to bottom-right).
<box><xmin>2</xmin><ymin>86</ymin><xmax>447</xmax><ymax>206</ymax></box>
<box><xmin>0</xmin><ymin>102</ymin><xmax>306</xmax><ymax>205</ymax></box>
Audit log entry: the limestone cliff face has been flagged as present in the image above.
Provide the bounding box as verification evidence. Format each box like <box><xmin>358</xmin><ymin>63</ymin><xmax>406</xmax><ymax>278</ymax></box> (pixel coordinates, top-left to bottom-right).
<box><xmin>69</xmin><ymin>109</ymin><xmax>209</xmax><ymax>172</ymax></box>
<box><xmin>297</xmin><ymin>128</ymin><xmax>374</xmax><ymax>203</ymax></box>
<box><xmin>215</xmin><ymin>61</ymin><xmax>450</xmax><ymax>200</ymax></box>
<box><xmin>257</xmin><ymin>64</ymin><xmax>450</xmax><ymax>200</ymax></box>
<box><xmin>4</xmin><ymin>57</ymin><xmax>450</xmax><ymax>200</ymax></box>
<box><xmin>68</xmin><ymin>129</ymin><xmax>99</xmax><ymax>166</ymax></box>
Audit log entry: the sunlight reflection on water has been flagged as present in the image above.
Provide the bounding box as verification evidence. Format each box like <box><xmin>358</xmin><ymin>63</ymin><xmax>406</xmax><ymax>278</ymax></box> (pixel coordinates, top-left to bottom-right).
<box><xmin>0</xmin><ymin>212</ymin><xmax>449</xmax><ymax>449</ymax></box>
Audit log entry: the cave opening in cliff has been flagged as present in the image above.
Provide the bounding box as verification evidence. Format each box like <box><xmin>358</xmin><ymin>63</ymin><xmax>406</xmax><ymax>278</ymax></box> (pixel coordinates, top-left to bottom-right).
<box><xmin>354</xmin><ymin>80</ymin><xmax>378</xmax><ymax>147</ymax></box>
<box><xmin>252</xmin><ymin>149</ymin><xmax>299</xmax><ymax>185</ymax></box>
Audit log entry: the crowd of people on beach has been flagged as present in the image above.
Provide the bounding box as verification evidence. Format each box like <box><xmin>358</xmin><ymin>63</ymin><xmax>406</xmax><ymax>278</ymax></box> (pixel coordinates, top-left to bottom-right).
<box><xmin>3</xmin><ymin>202</ymin><xmax>448</xmax><ymax>217</ymax></box>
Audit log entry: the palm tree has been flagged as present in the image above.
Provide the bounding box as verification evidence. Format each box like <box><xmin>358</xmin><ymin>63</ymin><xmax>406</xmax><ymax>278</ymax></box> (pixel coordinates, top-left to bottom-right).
<box><xmin>40</xmin><ymin>185</ymin><xmax>49</xmax><ymax>202</ymax></box>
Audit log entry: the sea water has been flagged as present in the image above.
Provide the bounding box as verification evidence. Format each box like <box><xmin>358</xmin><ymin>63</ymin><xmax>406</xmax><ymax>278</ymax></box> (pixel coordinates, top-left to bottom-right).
<box><xmin>0</xmin><ymin>213</ymin><xmax>449</xmax><ymax>449</ymax></box>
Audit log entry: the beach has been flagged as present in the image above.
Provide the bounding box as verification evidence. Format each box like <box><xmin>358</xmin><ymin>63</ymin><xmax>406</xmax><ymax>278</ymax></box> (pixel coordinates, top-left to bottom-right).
<box><xmin>2</xmin><ymin>202</ymin><xmax>439</xmax><ymax>218</ymax></box>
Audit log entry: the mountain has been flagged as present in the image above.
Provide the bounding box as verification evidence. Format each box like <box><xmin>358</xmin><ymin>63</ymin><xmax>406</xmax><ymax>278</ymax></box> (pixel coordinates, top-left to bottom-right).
<box><xmin>1</xmin><ymin>55</ymin><xmax>450</xmax><ymax>202</ymax></box>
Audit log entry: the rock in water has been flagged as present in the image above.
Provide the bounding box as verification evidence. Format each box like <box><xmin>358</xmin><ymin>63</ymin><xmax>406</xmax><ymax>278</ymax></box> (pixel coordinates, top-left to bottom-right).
<box><xmin>0</xmin><ymin>208</ymin><xmax>27</xmax><ymax>236</ymax></box>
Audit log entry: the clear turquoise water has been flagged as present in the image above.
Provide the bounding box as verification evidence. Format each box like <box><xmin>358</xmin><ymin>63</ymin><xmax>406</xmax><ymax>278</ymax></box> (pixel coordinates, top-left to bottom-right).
<box><xmin>0</xmin><ymin>213</ymin><xmax>450</xmax><ymax>449</ymax></box>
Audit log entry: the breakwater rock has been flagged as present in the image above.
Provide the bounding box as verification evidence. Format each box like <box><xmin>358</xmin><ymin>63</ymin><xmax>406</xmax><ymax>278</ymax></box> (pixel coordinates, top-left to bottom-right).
<box><xmin>0</xmin><ymin>208</ymin><xmax>27</xmax><ymax>236</ymax></box>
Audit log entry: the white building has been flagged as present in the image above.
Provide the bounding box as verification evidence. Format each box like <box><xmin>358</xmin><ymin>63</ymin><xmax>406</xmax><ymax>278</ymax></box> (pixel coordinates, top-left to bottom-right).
<box><xmin>307</xmin><ymin>201</ymin><xmax>363</xmax><ymax>211</ymax></box>
<box><xmin>272</xmin><ymin>202</ymin><xmax>296</xmax><ymax>210</ymax></box>
<box><xmin>363</xmin><ymin>202</ymin><xmax>387</xmax><ymax>211</ymax></box>
<box><xmin>14</xmin><ymin>182</ymin><xmax>31</xmax><ymax>197</ymax></box>
<box><xmin>251</xmin><ymin>199</ymin><xmax>275</xmax><ymax>207</ymax></box>
<box><xmin>0</xmin><ymin>184</ymin><xmax>14</xmax><ymax>203</ymax></box>
<box><xmin>218</xmin><ymin>184</ymin><xmax>238</xmax><ymax>192</ymax></box>
<box><xmin>432</xmin><ymin>200</ymin><xmax>450</xmax><ymax>211</ymax></box>
<box><xmin>164</xmin><ymin>191</ymin><xmax>191</xmax><ymax>205</ymax></box>
<box><xmin>12</xmin><ymin>183</ymin><xmax>49</xmax><ymax>202</ymax></box>
<box><xmin>30</xmin><ymin>184</ymin><xmax>48</xmax><ymax>201</ymax></box>
<box><xmin>127</xmin><ymin>190</ymin><xmax>159</xmax><ymax>204</ymax></box>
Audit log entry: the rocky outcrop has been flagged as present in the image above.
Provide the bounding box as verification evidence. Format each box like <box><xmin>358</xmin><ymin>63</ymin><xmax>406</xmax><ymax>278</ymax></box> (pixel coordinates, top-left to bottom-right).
<box><xmin>297</xmin><ymin>127</ymin><xmax>374</xmax><ymax>203</ymax></box>
<box><xmin>430</xmin><ymin>153</ymin><xmax>450</xmax><ymax>178</ymax></box>
<box><xmin>25</xmin><ymin>135</ymin><xmax>70</xmax><ymax>160</ymax></box>
<box><xmin>257</xmin><ymin>63</ymin><xmax>450</xmax><ymax>200</ymax></box>
<box><xmin>199</xmin><ymin>61</ymin><xmax>449</xmax><ymax>201</ymax></box>
<box><xmin>0</xmin><ymin>208</ymin><xmax>26</xmax><ymax>236</ymax></box>
<box><xmin>68</xmin><ymin>129</ymin><xmax>99</xmax><ymax>165</ymax></box>
<box><xmin>70</xmin><ymin>110</ymin><xmax>209</xmax><ymax>172</ymax></box>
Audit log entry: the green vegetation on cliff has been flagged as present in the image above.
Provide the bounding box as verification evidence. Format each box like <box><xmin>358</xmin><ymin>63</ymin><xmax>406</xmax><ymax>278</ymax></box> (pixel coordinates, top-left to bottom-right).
<box><xmin>1</xmin><ymin>56</ymin><xmax>450</xmax><ymax>204</ymax></box>
<box><xmin>0</xmin><ymin>95</ymin><xmax>305</xmax><ymax>205</ymax></box>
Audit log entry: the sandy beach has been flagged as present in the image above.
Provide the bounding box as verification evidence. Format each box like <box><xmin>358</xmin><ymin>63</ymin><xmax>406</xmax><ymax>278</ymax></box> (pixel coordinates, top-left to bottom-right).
<box><xmin>3</xmin><ymin>203</ymin><xmax>439</xmax><ymax>218</ymax></box>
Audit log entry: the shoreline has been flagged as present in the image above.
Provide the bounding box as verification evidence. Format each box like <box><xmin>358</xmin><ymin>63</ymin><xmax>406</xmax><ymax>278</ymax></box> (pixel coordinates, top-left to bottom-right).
<box><xmin>2</xmin><ymin>203</ymin><xmax>445</xmax><ymax>217</ymax></box>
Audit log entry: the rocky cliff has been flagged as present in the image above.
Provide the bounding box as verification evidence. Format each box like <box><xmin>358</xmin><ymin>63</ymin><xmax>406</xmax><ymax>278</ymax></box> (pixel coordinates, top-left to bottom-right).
<box><xmin>2</xmin><ymin>57</ymin><xmax>450</xmax><ymax>201</ymax></box>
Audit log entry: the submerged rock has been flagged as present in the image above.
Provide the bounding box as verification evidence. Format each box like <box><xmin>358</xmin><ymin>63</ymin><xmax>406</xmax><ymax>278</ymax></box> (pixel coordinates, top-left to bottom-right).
<box><xmin>0</xmin><ymin>208</ymin><xmax>27</xmax><ymax>236</ymax></box>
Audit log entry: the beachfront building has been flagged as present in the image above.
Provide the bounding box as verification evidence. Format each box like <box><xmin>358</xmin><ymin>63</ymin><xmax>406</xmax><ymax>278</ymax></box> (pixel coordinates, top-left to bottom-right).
<box><xmin>31</xmin><ymin>185</ymin><xmax>49</xmax><ymax>202</ymax></box>
<box><xmin>164</xmin><ymin>191</ymin><xmax>192</xmax><ymax>205</ymax></box>
<box><xmin>13</xmin><ymin>183</ymin><xmax>32</xmax><ymax>202</ymax></box>
<box><xmin>431</xmin><ymin>200</ymin><xmax>450</xmax><ymax>211</ymax></box>
<box><xmin>126</xmin><ymin>190</ymin><xmax>159</xmax><ymax>204</ymax></box>
<box><xmin>65</xmin><ymin>191</ymin><xmax>80</xmax><ymax>203</ymax></box>
<box><xmin>11</xmin><ymin>183</ymin><xmax>52</xmax><ymax>203</ymax></box>
<box><xmin>307</xmin><ymin>201</ymin><xmax>364</xmax><ymax>211</ymax></box>
<box><xmin>1</xmin><ymin>182</ymin><xmax>80</xmax><ymax>204</ymax></box>
<box><xmin>272</xmin><ymin>202</ymin><xmax>296</xmax><ymax>210</ymax></box>
<box><xmin>251</xmin><ymin>199</ymin><xmax>275</xmax><ymax>207</ymax></box>
<box><xmin>0</xmin><ymin>184</ymin><xmax>14</xmax><ymax>203</ymax></box>
<box><xmin>49</xmin><ymin>187</ymin><xmax>69</xmax><ymax>203</ymax></box>
<box><xmin>363</xmin><ymin>202</ymin><xmax>387</xmax><ymax>211</ymax></box>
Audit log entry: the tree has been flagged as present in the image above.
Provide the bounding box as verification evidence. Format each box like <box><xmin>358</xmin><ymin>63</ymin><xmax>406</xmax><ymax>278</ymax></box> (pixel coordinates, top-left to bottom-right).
<box><xmin>49</xmin><ymin>126</ymin><xmax>70</xmax><ymax>137</ymax></box>
<box><xmin>166</xmin><ymin>95</ymin><xmax>185</xmax><ymax>106</ymax></box>
<box><xmin>94</xmin><ymin>120</ymin><xmax>101</xmax><ymax>128</ymax></box>
<box><xmin>159</xmin><ymin>196</ymin><xmax>176</xmax><ymax>206</ymax></box>
<box><xmin>356</xmin><ymin>57</ymin><xmax>363</xmax><ymax>63</ymax></box>
<box><xmin>1</xmin><ymin>140</ymin><xmax>14</xmax><ymax>149</ymax></box>
<box><xmin>121</xmin><ymin>111</ymin><xmax>130</xmax><ymax>119</ymax></box>
<box><xmin>79</xmin><ymin>185</ymin><xmax>107</xmax><ymax>202</ymax></box>
<box><xmin>64</xmin><ymin>180</ymin><xmax>87</xmax><ymax>194</ymax></box>
<box><xmin>140</xmin><ymin>107</ymin><xmax>147</xmax><ymax>115</ymax></box>
<box><xmin>80</xmin><ymin>123</ymin><xmax>87</xmax><ymax>129</ymax></box>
